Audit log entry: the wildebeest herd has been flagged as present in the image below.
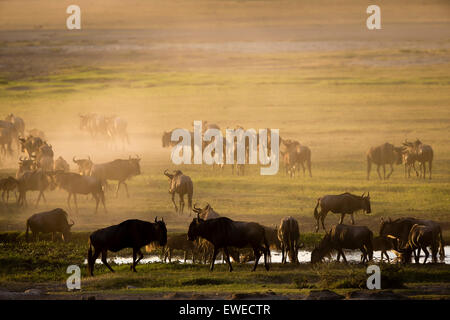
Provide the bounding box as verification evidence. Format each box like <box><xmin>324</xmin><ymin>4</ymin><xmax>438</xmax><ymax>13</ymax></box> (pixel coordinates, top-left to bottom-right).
<box><xmin>0</xmin><ymin>115</ymin><xmax>445</xmax><ymax>277</ymax></box>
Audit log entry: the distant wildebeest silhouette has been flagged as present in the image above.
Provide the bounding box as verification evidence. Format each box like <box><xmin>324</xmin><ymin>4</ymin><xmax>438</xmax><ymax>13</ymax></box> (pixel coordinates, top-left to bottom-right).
<box><xmin>26</xmin><ymin>208</ymin><xmax>74</xmax><ymax>242</ymax></box>
<box><xmin>313</xmin><ymin>192</ymin><xmax>371</xmax><ymax>232</ymax></box>
<box><xmin>403</xmin><ymin>139</ymin><xmax>433</xmax><ymax>179</ymax></box>
<box><xmin>280</xmin><ymin>139</ymin><xmax>311</xmax><ymax>178</ymax></box>
<box><xmin>366</xmin><ymin>142</ymin><xmax>403</xmax><ymax>180</ymax></box>
<box><xmin>17</xmin><ymin>169</ymin><xmax>56</xmax><ymax>208</ymax></box>
<box><xmin>164</xmin><ymin>169</ymin><xmax>193</xmax><ymax>214</ymax></box>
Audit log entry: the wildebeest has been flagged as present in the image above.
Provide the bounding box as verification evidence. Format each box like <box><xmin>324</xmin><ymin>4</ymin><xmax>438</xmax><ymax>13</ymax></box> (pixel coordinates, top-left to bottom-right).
<box><xmin>54</xmin><ymin>156</ymin><xmax>70</xmax><ymax>172</ymax></box>
<box><xmin>54</xmin><ymin>171</ymin><xmax>107</xmax><ymax>214</ymax></box>
<box><xmin>19</xmin><ymin>135</ymin><xmax>44</xmax><ymax>158</ymax></box>
<box><xmin>372</xmin><ymin>235</ymin><xmax>393</xmax><ymax>263</ymax></box>
<box><xmin>164</xmin><ymin>169</ymin><xmax>193</xmax><ymax>214</ymax></box>
<box><xmin>379</xmin><ymin>217</ymin><xmax>445</xmax><ymax>262</ymax></box>
<box><xmin>0</xmin><ymin>127</ymin><xmax>14</xmax><ymax>157</ymax></box>
<box><xmin>187</xmin><ymin>215</ymin><xmax>270</xmax><ymax>272</ymax></box>
<box><xmin>311</xmin><ymin>224</ymin><xmax>373</xmax><ymax>264</ymax></box>
<box><xmin>87</xmin><ymin>218</ymin><xmax>167</xmax><ymax>275</ymax></box>
<box><xmin>278</xmin><ymin>217</ymin><xmax>302</xmax><ymax>264</ymax></box>
<box><xmin>5</xmin><ymin>114</ymin><xmax>25</xmax><ymax>138</ymax></box>
<box><xmin>16</xmin><ymin>157</ymin><xmax>36</xmax><ymax>179</ymax></box>
<box><xmin>35</xmin><ymin>143</ymin><xmax>54</xmax><ymax>172</ymax></box>
<box><xmin>161</xmin><ymin>233</ymin><xmax>198</xmax><ymax>263</ymax></box>
<box><xmin>366</xmin><ymin>142</ymin><xmax>404</xmax><ymax>180</ymax></box>
<box><xmin>26</xmin><ymin>208</ymin><xmax>74</xmax><ymax>242</ymax></box>
<box><xmin>90</xmin><ymin>156</ymin><xmax>141</xmax><ymax>197</ymax></box>
<box><xmin>105</xmin><ymin>116</ymin><xmax>130</xmax><ymax>149</ymax></box>
<box><xmin>313</xmin><ymin>192</ymin><xmax>371</xmax><ymax>232</ymax></box>
<box><xmin>403</xmin><ymin>139</ymin><xmax>434</xmax><ymax>179</ymax></box>
<box><xmin>73</xmin><ymin>156</ymin><xmax>93</xmax><ymax>176</ymax></box>
<box><xmin>0</xmin><ymin>176</ymin><xmax>18</xmax><ymax>204</ymax></box>
<box><xmin>280</xmin><ymin>139</ymin><xmax>312</xmax><ymax>178</ymax></box>
<box><xmin>402</xmin><ymin>149</ymin><xmax>419</xmax><ymax>178</ymax></box>
<box><xmin>400</xmin><ymin>224</ymin><xmax>441</xmax><ymax>264</ymax></box>
<box><xmin>17</xmin><ymin>169</ymin><xmax>56</xmax><ymax>208</ymax></box>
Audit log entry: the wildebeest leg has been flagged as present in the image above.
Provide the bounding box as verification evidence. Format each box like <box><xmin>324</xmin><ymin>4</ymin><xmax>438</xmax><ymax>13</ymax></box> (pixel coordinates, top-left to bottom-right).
<box><xmin>382</xmin><ymin>164</ymin><xmax>386</xmax><ymax>180</ymax></box>
<box><xmin>252</xmin><ymin>248</ymin><xmax>261</xmax><ymax>272</ymax></box>
<box><xmin>338</xmin><ymin>249</ymin><xmax>347</xmax><ymax>263</ymax></box>
<box><xmin>339</xmin><ymin>213</ymin><xmax>345</xmax><ymax>224</ymax></box>
<box><xmin>35</xmin><ymin>192</ymin><xmax>43</xmax><ymax>207</ymax></box>
<box><xmin>386</xmin><ymin>163</ymin><xmax>394</xmax><ymax>179</ymax></box>
<box><xmin>301</xmin><ymin>162</ymin><xmax>306</xmax><ymax>176</ymax></box>
<box><xmin>101</xmin><ymin>250</ymin><xmax>115</xmax><ymax>273</ymax></box>
<box><xmin>281</xmin><ymin>244</ymin><xmax>285</xmax><ymax>264</ymax></box>
<box><xmin>67</xmin><ymin>193</ymin><xmax>72</xmax><ymax>210</ymax></box>
<box><xmin>123</xmin><ymin>182</ymin><xmax>129</xmax><ymax>198</ymax></box>
<box><xmin>73</xmin><ymin>193</ymin><xmax>79</xmax><ymax>214</ymax></box>
<box><xmin>171</xmin><ymin>193</ymin><xmax>178</xmax><ymax>213</ymax></box>
<box><xmin>223</xmin><ymin>247</ymin><xmax>233</xmax><ymax>272</ymax></box>
<box><xmin>89</xmin><ymin>249</ymin><xmax>101</xmax><ymax>276</ymax></box>
<box><xmin>350</xmin><ymin>213</ymin><xmax>355</xmax><ymax>225</ymax></box>
<box><xmin>422</xmin><ymin>161</ymin><xmax>426</xmax><ymax>179</ymax></box>
<box><xmin>179</xmin><ymin>194</ymin><xmax>185</xmax><ymax>215</ymax></box>
<box><xmin>116</xmin><ymin>181</ymin><xmax>121</xmax><ymax>198</ymax></box>
<box><xmin>414</xmin><ymin>247</ymin><xmax>420</xmax><ymax>263</ymax></box>
<box><xmin>422</xmin><ymin>247</ymin><xmax>429</xmax><ymax>264</ymax></box>
<box><xmin>428</xmin><ymin>161</ymin><xmax>432</xmax><ymax>180</ymax></box>
<box><xmin>210</xmin><ymin>247</ymin><xmax>218</xmax><ymax>271</ymax></box>
<box><xmin>376</xmin><ymin>165</ymin><xmax>382</xmax><ymax>180</ymax></box>
<box><xmin>321</xmin><ymin>213</ymin><xmax>326</xmax><ymax>231</ymax></box>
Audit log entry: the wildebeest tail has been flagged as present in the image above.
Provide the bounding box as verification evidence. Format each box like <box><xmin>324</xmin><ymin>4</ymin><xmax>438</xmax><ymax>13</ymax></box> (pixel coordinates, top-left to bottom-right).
<box><xmin>313</xmin><ymin>198</ymin><xmax>321</xmax><ymax>220</ymax></box>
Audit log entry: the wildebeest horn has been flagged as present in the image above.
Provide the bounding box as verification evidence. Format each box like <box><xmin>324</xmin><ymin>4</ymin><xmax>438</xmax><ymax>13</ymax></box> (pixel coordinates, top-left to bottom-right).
<box><xmin>73</xmin><ymin>156</ymin><xmax>77</xmax><ymax>163</ymax></box>
<box><xmin>161</xmin><ymin>217</ymin><xmax>164</xmax><ymax>223</ymax></box>
<box><xmin>367</xmin><ymin>192</ymin><xmax>370</xmax><ymax>197</ymax></box>
<box><xmin>164</xmin><ymin>169</ymin><xmax>172</xmax><ymax>178</ymax></box>
<box><xmin>155</xmin><ymin>216</ymin><xmax>157</xmax><ymax>222</ymax></box>
<box><xmin>69</xmin><ymin>220</ymin><xmax>75</xmax><ymax>227</ymax></box>
<box><xmin>197</xmin><ymin>212</ymin><xmax>200</xmax><ymax>220</ymax></box>
<box><xmin>19</xmin><ymin>156</ymin><xmax>25</xmax><ymax>162</ymax></box>
<box><xmin>361</xmin><ymin>192</ymin><xmax>366</xmax><ymax>197</ymax></box>
<box><xmin>193</xmin><ymin>203</ymin><xmax>201</xmax><ymax>210</ymax></box>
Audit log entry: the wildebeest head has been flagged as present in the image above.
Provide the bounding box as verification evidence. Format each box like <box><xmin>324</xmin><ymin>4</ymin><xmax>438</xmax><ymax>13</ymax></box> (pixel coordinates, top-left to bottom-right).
<box><xmin>310</xmin><ymin>232</ymin><xmax>332</xmax><ymax>264</ymax></box>
<box><xmin>361</xmin><ymin>192</ymin><xmax>371</xmax><ymax>214</ymax></box>
<box><xmin>154</xmin><ymin>216</ymin><xmax>167</xmax><ymax>247</ymax></box>
<box><xmin>128</xmin><ymin>155</ymin><xmax>141</xmax><ymax>175</ymax></box>
<box><xmin>18</xmin><ymin>157</ymin><xmax>36</xmax><ymax>172</ymax></box>
<box><xmin>63</xmin><ymin>219</ymin><xmax>75</xmax><ymax>242</ymax></box>
<box><xmin>162</xmin><ymin>131</ymin><xmax>172</xmax><ymax>148</ymax></box>
<box><xmin>393</xmin><ymin>147</ymin><xmax>404</xmax><ymax>165</ymax></box>
<box><xmin>164</xmin><ymin>169</ymin><xmax>182</xmax><ymax>193</ymax></box>
<box><xmin>187</xmin><ymin>216</ymin><xmax>205</xmax><ymax>241</ymax></box>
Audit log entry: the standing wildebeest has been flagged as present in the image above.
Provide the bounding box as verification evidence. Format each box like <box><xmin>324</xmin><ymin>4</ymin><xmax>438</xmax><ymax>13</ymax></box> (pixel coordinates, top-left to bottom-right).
<box><xmin>0</xmin><ymin>127</ymin><xmax>14</xmax><ymax>157</ymax></box>
<box><xmin>16</xmin><ymin>157</ymin><xmax>36</xmax><ymax>179</ymax></box>
<box><xmin>402</xmin><ymin>148</ymin><xmax>419</xmax><ymax>178</ymax></box>
<box><xmin>88</xmin><ymin>218</ymin><xmax>167</xmax><ymax>275</ymax></box>
<box><xmin>73</xmin><ymin>156</ymin><xmax>93</xmax><ymax>176</ymax></box>
<box><xmin>278</xmin><ymin>217</ymin><xmax>302</xmax><ymax>264</ymax></box>
<box><xmin>164</xmin><ymin>169</ymin><xmax>193</xmax><ymax>214</ymax></box>
<box><xmin>187</xmin><ymin>216</ymin><xmax>270</xmax><ymax>272</ymax></box>
<box><xmin>372</xmin><ymin>235</ymin><xmax>394</xmax><ymax>263</ymax></box>
<box><xmin>106</xmin><ymin>116</ymin><xmax>130</xmax><ymax>149</ymax></box>
<box><xmin>366</xmin><ymin>142</ymin><xmax>404</xmax><ymax>180</ymax></box>
<box><xmin>313</xmin><ymin>192</ymin><xmax>371</xmax><ymax>232</ymax></box>
<box><xmin>17</xmin><ymin>169</ymin><xmax>56</xmax><ymax>208</ymax></box>
<box><xmin>403</xmin><ymin>139</ymin><xmax>434</xmax><ymax>179</ymax></box>
<box><xmin>35</xmin><ymin>142</ymin><xmax>54</xmax><ymax>172</ymax></box>
<box><xmin>398</xmin><ymin>224</ymin><xmax>441</xmax><ymax>264</ymax></box>
<box><xmin>379</xmin><ymin>217</ymin><xmax>445</xmax><ymax>262</ymax></box>
<box><xmin>280</xmin><ymin>139</ymin><xmax>312</xmax><ymax>178</ymax></box>
<box><xmin>54</xmin><ymin>156</ymin><xmax>70</xmax><ymax>172</ymax></box>
<box><xmin>90</xmin><ymin>156</ymin><xmax>141</xmax><ymax>197</ymax></box>
<box><xmin>54</xmin><ymin>171</ymin><xmax>106</xmax><ymax>214</ymax></box>
<box><xmin>311</xmin><ymin>224</ymin><xmax>373</xmax><ymax>264</ymax></box>
<box><xmin>5</xmin><ymin>114</ymin><xmax>25</xmax><ymax>138</ymax></box>
<box><xmin>26</xmin><ymin>208</ymin><xmax>74</xmax><ymax>242</ymax></box>
<box><xmin>19</xmin><ymin>135</ymin><xmax>44</xmax><ymax>158</ymax></box>
<box><xmin>0</xmin><ymin>176</ymin><xmax>18</xmax><ymax>204</ymax></box>
<box><xmin>161</xmin><ymin>233</ymin><xmax>198</xmax><ymax>263</ymax></box>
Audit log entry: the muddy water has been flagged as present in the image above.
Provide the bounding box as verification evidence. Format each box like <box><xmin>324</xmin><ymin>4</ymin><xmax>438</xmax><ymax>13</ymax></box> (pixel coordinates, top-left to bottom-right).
<box><xmin>85</xmin><ymin>246</ymin><xmax>450</xmax><ymax>265</ymax></box>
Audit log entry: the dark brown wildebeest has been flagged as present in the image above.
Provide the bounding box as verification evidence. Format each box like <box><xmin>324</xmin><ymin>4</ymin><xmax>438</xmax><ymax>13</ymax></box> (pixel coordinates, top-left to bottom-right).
<box><xmin>313</xmin><ymin>192</ymin><xmax>371</xmax><ymax>232</ymax></box>
<box><xmin>54</xmin><ymin>171</ymin><xmax>106</xmax><ymax>214</ymax></box>
<box><xmin>54</xmin><ymin>156</ymin><xmax>70</xmax><ymax>172</ymax></box>
<box><xmin>17</xmin><ymin>169</ymin><xmax>56</xmax><ymax>208</ymax></box>
<box><xmin>366</xmin><ymin>142</ymin><xmax>404</xmax><ymax>180</ymax></box>
<box><xmin>16</xmin><ymin>157</ymin><xmax>36</xmax><ymax>179</ymax></box>
<box><xmin>88</xmin><ymin>218</ymin><xmax>167</xmax><ymax>275</ymax></box>
<box><xmin>73</xmin><ymin>156</ymin><xmax>93</xmax><ymax>176</ymax></box>
<box><xmin>379</xmin><ymin>217</ymin><xmax>445</xmax><ymax>262</ymax></box>
<box><xmin>399</xmin><ymin>224</ymin><xmax>441</xmax><ymax>264</ymax></box>
<box><xmin>403</xmin><ymin>139</ymin><xmax>434</xmax><ymax>179</ymax></box>
<box><xmin>161</xmin><ymin>233</ymin><xmax>198</xmax><ymax>263</ymax></box>
<box><xmin>372</xmin><ymin>235</ymin><xmax>393</xmax><ymax>263</ymax></box>
<box><xmin>187</xmin><ymin>215</ymin><xmax>270</xmax><ymax>272</ymax></box>
<box><xmin>5</xmin><ymin>114</ymin><xmax>25</xmax><ymax>138</ymax></box>
<box><xmin>0</xmin><ymin>176</ymin><xmax>18</xmax><ymax>204</ymax></box>
<box><xmin>278</xmin><ymin>216</ymin><xmax>302</xmax><ymax>264</ymax></box>
<box><xmin>19</xmin><ymin>135</ymin><xmax>44</xmax><ymax>158</ymax></box>
<box><xmin>164</xmin><ymin>169</ymin><xmax>193</xmax><ymax>214</ymax></box>
<box><xmin>90</xmin><ymin>156</ymin><xmax>141</xmax><ymax>197</ymax></box>
<box><xmin>26</xmin><ymin>208</ymin><xmax>74</xmax><ymax>242</ymax></box>
<box><xmin>311</xmin><ymin>224</ymin><xmax>373</xmax><ymax>264</ymax></box>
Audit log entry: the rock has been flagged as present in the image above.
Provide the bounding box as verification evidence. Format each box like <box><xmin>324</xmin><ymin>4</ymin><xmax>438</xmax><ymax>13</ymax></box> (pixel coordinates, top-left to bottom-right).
<box><xmin>346</xmin><ymin>290</ymin><xmax>409</xmax><ymax>300</ymax></box>
<box><xmin>126</xmin><ymin>285</ymin><xmax>138</xmax><ymax>289</ymax></box>
<box><xmin>24</xmin><ymin>289</ymin><xmax>43</xmax><ymax>296</ymax></box>
<box><xmin>306</xmin><ymin>290</ymin><xmax>344</xmax><ymax>300</ymax></box>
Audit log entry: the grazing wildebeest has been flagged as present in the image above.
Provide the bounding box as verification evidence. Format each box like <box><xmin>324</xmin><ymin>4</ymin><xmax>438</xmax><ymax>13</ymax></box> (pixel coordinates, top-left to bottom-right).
<box><xmin>54</xmin><ymin>171</ymin><xmax>106</xmax><ymax>214</ymax></box>
<box><xmin>90</xmin><ymin>156</ymin><xmax>141</xmax><ymax>197</ymax></box>
<box><xmin>19</xmin><ymin>135</ymin><xmax>44</xmax><ymax>158</ymax></box>
<box><xmin>54</xmin><ymin>156</ymin><xmax>70</xmax><ymax>172</ymax></box>
<box><xmin>164</xmin><ymin>169</ymin><xmax>193</xmax><ymax>214</ymax></box>
<box><xmin>278</xmin><ymin>216</ymin><xmax>302</xmax><ymax>264</ymax></box>
<box><xmin>26</xmin><ymin>208</ymin><xmax>74</xmax><ymax>242</ymax></box>
<box><xmin>379</xmin><ymin>217</ymin><xmax>445</xmax><ymax>262</ymax></box>
<box><xmin>5</xmin><ymin>114</ymin><xmax>25</xmax><ymax>138</ymax></box>
<box><xmin>311</xmin><ymin>224</ymin><xmax>373</xmax><ymax>264</ymax></box>
<box><xmin>88</xmin><ymin>218</ymin><xmax>167</xmax><ymax>275</ymax></box>
<box><xmin>73</xmin><ymin>156</ymin><xmax>93</xmax><ymax>176</ymax></box>
<box><xmin>187</xmin><ymin>215</ymin><xmax>270</xmax><ymax>272</ymax></box>
<box><xmin>403</xmin><ymin>139</ymin><xmax>434</xmax><ymax>179</ymax></box>
<box><xmin>313</xmin><ymin>192</ymin><xmax>371</xmax><ymax>232</ymax></box>
<box><xmin>366</xmin><ymin>142</ymin><xmax>404</xmax><ymax>180</ymax></box>
<box><xmin>0</xmin><ymin>176</ymin><xmax>18</xmax><ymax>204</ymax></box>
<box><xmin>16</xmin><ymin>157</ymin><xmax>36</xmax><ymax>179</ymax></box>
<box><xmin>161</xmin><ymin>233</ymin><xmax>198</xmax><ymax>263</ymax></box>
<box><xmin>17</xmin><ymin>169</ymin><xmax>56</xmax><ymax>208</ymax></box>
<box><xmin>400</xmin><ymin>224</ymin><xmax>441</xmax><ymax>264</ymax></box>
